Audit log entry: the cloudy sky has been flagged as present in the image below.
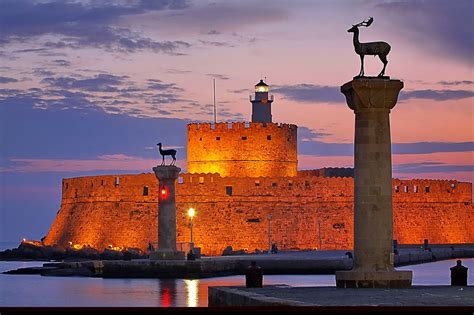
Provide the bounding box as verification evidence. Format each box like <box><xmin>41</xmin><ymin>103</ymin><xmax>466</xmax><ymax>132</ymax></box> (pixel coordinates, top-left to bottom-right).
<box><xmin>0</xmin><ymin>0</ymin><xmax>473</xmax><ymax>243</ymax></box>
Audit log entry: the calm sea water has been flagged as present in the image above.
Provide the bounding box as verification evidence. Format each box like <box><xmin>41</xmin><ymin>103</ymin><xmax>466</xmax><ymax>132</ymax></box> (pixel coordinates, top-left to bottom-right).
<box><xmin>0</xmin><ymin>259</ymin><xmax>472</xmax><ymax>307</ymax></box>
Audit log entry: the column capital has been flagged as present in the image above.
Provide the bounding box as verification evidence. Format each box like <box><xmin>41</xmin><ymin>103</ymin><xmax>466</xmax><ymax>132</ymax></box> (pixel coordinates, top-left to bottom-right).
<box><xmin>152</xmin><ymin>165</ymin><xmax>181</xmax><ymax>181</ymax></box>
<box><xmin>341</xmin><ymin>78</ymin><xmax>403</xmax><ymax>112</ymax></box>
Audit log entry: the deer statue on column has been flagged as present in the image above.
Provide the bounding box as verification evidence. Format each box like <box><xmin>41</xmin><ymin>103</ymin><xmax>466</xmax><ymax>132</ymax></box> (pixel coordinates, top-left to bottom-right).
<box><xmin>348</xmin><ymin>17</ymin><xmax>391</xmax><ymax>77</ymax></box>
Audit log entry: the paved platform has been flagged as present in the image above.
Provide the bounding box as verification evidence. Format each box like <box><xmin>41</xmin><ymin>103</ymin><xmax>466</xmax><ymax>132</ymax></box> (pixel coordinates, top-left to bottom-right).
<box><xmin>208</xmin><ymin>285</ymin><xmax>474</xmax><ymax>307</ymax></box>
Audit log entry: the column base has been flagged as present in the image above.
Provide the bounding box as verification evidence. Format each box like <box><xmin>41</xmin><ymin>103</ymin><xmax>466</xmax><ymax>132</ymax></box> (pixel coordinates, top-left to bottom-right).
<box><xmin>335</xmin><ymin>270</ymin><xmax>412</xmax><ymax>288</ymax></box>
<box><xmin>150</xmin><ymin>250</ymin><xmax>185</xmax><ymax>261</ymax></box>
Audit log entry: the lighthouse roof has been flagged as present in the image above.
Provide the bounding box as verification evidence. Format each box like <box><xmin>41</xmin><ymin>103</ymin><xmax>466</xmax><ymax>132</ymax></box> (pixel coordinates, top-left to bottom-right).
<box><xmin>255</xmin><ymin>80</ymin><xmax>268</xmax><ymax>87</ymax></box>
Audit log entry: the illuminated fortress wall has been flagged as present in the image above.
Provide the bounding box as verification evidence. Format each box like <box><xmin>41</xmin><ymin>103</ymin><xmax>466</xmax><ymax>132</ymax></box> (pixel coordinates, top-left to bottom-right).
<box><xmin>187</xmin><ymin>122</ymin><xmax>298</xmax><ymax>177</ymax></box>
<box><xmin>43</xmin><ymin>173</ymin><xmax>474</xmax><ymax>256</ymax></box>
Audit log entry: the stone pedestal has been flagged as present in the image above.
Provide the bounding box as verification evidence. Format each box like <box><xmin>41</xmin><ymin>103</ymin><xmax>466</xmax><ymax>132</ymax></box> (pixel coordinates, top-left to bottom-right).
<box><xmin>335</xmin><ymin>78</ymin><xmax>412</xmax><ymax>288</ymax></box>
<box><xmin>150</xmin><ymin>165</ymin><xmax>185</xmax><ymax>260</ymax></box>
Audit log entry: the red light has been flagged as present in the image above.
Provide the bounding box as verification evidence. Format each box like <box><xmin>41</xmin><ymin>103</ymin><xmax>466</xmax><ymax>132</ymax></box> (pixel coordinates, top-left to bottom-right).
<box><xmin>161</xmin><ymin>288</ymin><xmax>172</xmax><ymax>307</ymax></box>
<box><xmin>160</xmin><ymin>185</ymin><xmax>169</xmax><ymax>200</ymax></box>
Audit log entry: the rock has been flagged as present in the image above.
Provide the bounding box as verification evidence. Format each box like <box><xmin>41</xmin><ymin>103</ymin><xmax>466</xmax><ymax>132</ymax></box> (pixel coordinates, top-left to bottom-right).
<box><xmin>16</xmin><ymin>242</ymin><xmax>45</xmax><ymax>259</ymax></box>
<box><xmin>125</xmin><ymin>247</ymin><xmax>146</xmax><ymax>259</ymax></box>
<box><xmin>3</xmin><ymin>266</ymin><xmax>58</xmax><ymax>275</ymax></box>
<box><xmin>42</xmin><ymin>267</ymin><xmax>92</xmax><ymax>277</ymax></box>
<box><xmin>76</xmin><ymin>247</ymin><xmax>100</xmax><ymax>259</ymax></box>
<box><xmin>222</xmin><ymin>246</ymin><xmax>234</xmax><ymax>256</ymax></box>
<box><xmin>122</xmin><ymin>251</ymin><xmax>132</xmax><ymax>261</ymax></box>
<box><xmin>100</xmin><ymin>249</ymin><xmax>124</xmax><ymax>260</ymax></box>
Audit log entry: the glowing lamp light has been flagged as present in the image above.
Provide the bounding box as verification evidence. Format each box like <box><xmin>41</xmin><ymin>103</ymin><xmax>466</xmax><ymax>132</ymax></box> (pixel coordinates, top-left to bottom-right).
<box><xmin>160</xmin><ymin>185</ymin><xmax>169</xmax><ymax>200</ymax></box>
<box><xmin>22</xmin><ymin>238</ymin><xmax>26</xmax><ymax>242</ymax></box>
<box><xmin>188</xmin><ymin>207</ymin><xmax>196</xmax><ymax>219</ymax></box>
<box><xmin>255</xmin><ymin>85</ymin><xmax>269</xmax><ymax>93</ymax></box>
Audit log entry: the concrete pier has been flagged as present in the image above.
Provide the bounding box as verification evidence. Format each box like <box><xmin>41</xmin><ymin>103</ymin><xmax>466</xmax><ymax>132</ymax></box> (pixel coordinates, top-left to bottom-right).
<box><xmin>150</xmin><ymin>165</ymin><xmax>185</xmax><ymax>260</ymax></box>
<box><xmin>336</xmin><ymin>79</ymin><xmax>412</xmax><ymax>288</ymax></box>
<box><xmin>208</xmin><ymin>286</ymin><xmax>474</xmax><ymax>307</ymax></box>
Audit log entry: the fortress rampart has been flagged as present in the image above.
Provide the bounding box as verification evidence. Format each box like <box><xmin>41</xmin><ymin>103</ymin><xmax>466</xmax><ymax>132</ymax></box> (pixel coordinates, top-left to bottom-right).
<box><xmin>44</xmin><ymin>172</ymin><xmax>474</xmax><ymax>256</ymax></box>
<box><xmin>187</xmin><ymin>122</ymin><xmax>298</xmax><ymax>177</ymax></box>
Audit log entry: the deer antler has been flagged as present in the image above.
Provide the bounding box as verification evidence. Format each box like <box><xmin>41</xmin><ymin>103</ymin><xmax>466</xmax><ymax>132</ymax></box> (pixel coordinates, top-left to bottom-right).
<box><xmin>354</xmin><ymin>17</ymin><xmax>374</xmax><ymax>28</ymax></box>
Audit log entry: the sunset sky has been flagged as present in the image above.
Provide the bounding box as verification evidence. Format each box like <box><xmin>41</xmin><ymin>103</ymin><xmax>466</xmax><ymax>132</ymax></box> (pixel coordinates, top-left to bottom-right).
<box><xmin>0</xmin><ymin>0</ymin><xmax>473</xmax><ymax>243</ymax></box>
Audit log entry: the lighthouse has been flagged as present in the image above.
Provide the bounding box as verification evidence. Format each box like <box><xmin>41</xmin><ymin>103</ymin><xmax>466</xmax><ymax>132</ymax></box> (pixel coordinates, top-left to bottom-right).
<box><xmin>250</xmin><ymin>79</ymin><xmax>274</xmax><ymax>123</ymax></box>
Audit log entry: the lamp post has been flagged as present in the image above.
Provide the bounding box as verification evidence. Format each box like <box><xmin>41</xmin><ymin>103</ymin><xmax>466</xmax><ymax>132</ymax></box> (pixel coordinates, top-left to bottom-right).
<box><xmin>188</xmin><ymin>208</ymin><xmax>195</xmax><ymax>247</ymax></box>
<box><xmin>267</xmin><ymin>214</ymin><xmax>272</xmax><ymax>253</ymax></box>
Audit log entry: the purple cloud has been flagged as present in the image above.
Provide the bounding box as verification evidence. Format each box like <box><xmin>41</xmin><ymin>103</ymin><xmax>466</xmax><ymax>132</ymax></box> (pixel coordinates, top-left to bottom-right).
<box><xmin>0</xmin><ymin>0</ymin><xmax>191</xmax><ymax>54</ymax></box>
<box><xmin>0</xmin><ymin>76</ymin><xmax>18</xmax><ymax>84</ymax></box>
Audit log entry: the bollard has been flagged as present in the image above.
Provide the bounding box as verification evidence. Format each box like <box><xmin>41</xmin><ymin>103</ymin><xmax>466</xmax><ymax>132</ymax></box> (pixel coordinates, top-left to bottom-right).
<box><xmin>450</xmin><ymin>260</ymin><xmax>468</xmax><ymax>286</ymax></box>
<box><xmin>245</xmin><ymin>261</ymin><xmax>263</xmax><ymax>288</ymax></box>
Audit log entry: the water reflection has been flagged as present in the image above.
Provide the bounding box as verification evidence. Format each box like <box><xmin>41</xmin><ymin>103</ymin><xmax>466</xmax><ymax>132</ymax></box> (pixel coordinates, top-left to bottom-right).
<box><xmin>1</xmin><ymin>259</ymin><xmax>472</xmax><ymax>307</ymax></box>
<box><xmin>159</xmin><ymin>279</ymin><xmax>176</xmax><ymax>307</ymax></box>
<box><xmin>184</xmin><ymin>279</ymin><xmax>199</xmax><ymax>307</ymax></box>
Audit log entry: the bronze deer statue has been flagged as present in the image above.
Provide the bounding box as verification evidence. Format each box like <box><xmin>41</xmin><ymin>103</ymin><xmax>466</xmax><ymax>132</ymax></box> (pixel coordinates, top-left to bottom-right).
<box><xmin>348</xmin><ymin>17</ymin><xmax>391</xmax><ymax>77</ymax></box>
<box><xmin>157</xmin><ymin>142</ymin><xmax>177</xmax><ymax>166</ymax></box>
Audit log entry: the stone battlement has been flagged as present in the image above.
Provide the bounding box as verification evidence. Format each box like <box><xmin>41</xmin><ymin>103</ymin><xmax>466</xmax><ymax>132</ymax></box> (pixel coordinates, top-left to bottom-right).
<box><xmin>60</xmin><ymin>172</ymin><xmax>472</xmax><ymax>204</ymax></box>
<box><xmin>187</xmin><ymin>121</ymin><xmax>297</xmax><ymax>132</ymax></box>
<box><xmin>187</xmin><ymin>121</ymin><xmax>298</xmax><ymax>177</ymax></box>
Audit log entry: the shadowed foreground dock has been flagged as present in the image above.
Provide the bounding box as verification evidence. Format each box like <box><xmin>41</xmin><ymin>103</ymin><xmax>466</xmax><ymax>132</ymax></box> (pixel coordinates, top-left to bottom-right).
<box><xmin>208</xmin><ymin>285</ymin><xmax>474</xmax><ymax>307</ymax></box>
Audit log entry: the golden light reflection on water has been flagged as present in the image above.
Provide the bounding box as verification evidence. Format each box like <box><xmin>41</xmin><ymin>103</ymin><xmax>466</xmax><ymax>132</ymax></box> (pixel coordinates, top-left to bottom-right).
<box><xmin>184</xmin><ymin>279</ymin><xmax>199</xmax><ymax>307</ymax></box>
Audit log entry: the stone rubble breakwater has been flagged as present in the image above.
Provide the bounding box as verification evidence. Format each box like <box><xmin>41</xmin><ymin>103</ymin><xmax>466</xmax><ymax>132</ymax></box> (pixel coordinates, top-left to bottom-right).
<box><xmin>3</xmin><ymin>246</ymin><xmax>473</xmax><ymax>279</ymax></box>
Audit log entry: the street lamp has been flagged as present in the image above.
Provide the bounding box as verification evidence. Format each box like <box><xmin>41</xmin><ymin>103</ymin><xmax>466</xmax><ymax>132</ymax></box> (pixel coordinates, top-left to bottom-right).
<box><xmin>188</xmin><ymin>208</ymin><xmax>195</xmax><ymax>245</ymax></box>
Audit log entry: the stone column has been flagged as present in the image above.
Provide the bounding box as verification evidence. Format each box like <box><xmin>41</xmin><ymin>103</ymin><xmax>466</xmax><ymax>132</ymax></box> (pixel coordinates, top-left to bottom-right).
<box><xmin>335</xmin><ymin>78</ymin><xmax>412</xmax><ymax>288</ymax></box>
<box><xmin>150</xmin><ymin>165</ymin><xmax>185</xmax><ymax>260</ymax></box>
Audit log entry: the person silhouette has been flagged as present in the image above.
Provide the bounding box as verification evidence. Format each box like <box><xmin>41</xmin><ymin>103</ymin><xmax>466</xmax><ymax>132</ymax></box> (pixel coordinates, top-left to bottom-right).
<box><xmin>450</xmin><ymin>260</ymin><xmax>468</xmax><ymax>286</ymax></box>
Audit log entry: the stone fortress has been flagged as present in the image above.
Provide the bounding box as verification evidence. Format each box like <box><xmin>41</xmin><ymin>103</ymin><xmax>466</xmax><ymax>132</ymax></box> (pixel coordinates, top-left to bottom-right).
<box><xmin>43</xmin><ymin>80</ymin><xmax>474</xmax><ymax>256</ymax></box>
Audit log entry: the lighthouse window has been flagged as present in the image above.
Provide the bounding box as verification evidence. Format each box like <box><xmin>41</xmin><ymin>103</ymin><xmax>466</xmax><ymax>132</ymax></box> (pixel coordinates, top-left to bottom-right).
<box><xmin>272</xmin><ymin>182</ymin><xmax>278</xmax><ymax>187</ymax></box>
<box><xmin>143</xmin><ymin>186</ymin><xmax>149</xmax><ymax>196</ymax></box>
<box><xmin>114</xmin><ymin>177</ymin><xmax>120</xmax><ymax>187</ymax></box>
<box><xmin>394</xmin><ymin>185</ymin><xmax>399</xmax><ymax>192</ymax></box>
<box><xmin>241</xmin><ymin>136</ymin><xmax>247</xmax><ymax>140</ymax></box>
<box><xmin>267</xmin><ymin>135</ymin><xmax>272</xmax><ymax>140</ymax></box>
<box><xmin>403</xmin><ymin>186</ymin><xmax>409</xmax><ymax>193</ymax></box>
<box><xmin>199</xmin><ymin>137</ymin><xmax>202</xmax><ymax>141</ymax></box>
<box><xmin>255</xmin><ymin>180</ymin><xmax>260</xmax><ymax>187</ymax></box>
<box><xmin>425</xmin><ymin>186</ymin><xmax>430</xmax><ymax>193</ymax></box>
<box><xmin>216</xmin><ymin>136</ymin><xmax>220</xmax><ymax>141</ymax></box>
<box><xmin>244</xmin><ymin>122</ymin><xmax>250</xmax><ymax>128</ymax></box>
<box><xmin>226</xmin><ymin>186</ymin><xmax>233</xmax><ymax>196</ymax></box>
<box><xmin>178</xmin><ymin>177</ymin><xmax>184</xmax><ymax>184</ymax></box>
<box><xmin>413</xmin><ymin>185</ymin><xmax>418</xmax><ymax>193</ymax></box>
<box><xmin>199</xmin><ymin>176</ymin><xmax>204</xmax><ymax>184</ymax></box>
